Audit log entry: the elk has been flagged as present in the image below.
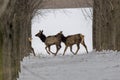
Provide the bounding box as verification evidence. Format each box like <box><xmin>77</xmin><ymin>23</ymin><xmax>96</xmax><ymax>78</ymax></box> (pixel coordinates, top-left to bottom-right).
<box><xmin>61</xmin><ymin>33</ymin><xmax>88</xmax><ymax>55</ymax></box>
<box><xmin>35</xmin><ymin>30</ymin><xmax>63</xmax><ymax>56</ymax></box>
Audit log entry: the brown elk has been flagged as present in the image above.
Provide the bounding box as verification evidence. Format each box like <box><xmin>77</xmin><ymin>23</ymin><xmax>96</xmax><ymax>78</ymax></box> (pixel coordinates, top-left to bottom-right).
<box><xmin>61</xmin><ymin>33</ymin><xmax>88</xmax><ymax>55</ymax></box>
<box><xmin>35</xmin><ymin>30</ymin><xmax>63</xmax><ymax>56</ymax></box>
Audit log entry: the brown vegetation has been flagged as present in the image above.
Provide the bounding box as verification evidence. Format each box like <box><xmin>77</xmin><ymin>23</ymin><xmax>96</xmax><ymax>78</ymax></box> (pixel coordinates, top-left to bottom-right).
<box><xmin>28</xmin><ymin>38</ymin><xmax>36</xmax><ymax>56</ymax></box>
<box><xmin>40</xmin><ymin>0</ymin><xmax>93</xmax><ymax>9</ymax></box>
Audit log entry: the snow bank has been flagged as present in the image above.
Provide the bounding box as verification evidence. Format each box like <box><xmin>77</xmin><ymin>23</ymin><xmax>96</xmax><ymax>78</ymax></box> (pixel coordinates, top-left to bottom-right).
<box><xmin>18</xmin><ymin>51</ymin><xmax>120</xmax><ymax>80</ymax></box>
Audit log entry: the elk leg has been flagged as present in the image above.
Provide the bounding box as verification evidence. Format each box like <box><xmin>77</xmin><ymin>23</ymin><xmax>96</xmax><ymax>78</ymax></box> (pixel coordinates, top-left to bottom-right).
<box><xmin>70</xmin><ymin>46</ymin><xmax>75</xmax><ymax>54</ymax></box>
<box><xmin>54</xmin><ymin>45</ymin><xmax>61</xmax><ymax>56</ymax></box>
<box><xmin>45</xmin><ymin>46</ymin><xmax>51</xmax><ymax>55</ymax></box>
<box><xmin>63</xmin><ymin>46</ymin><xmax>68</xmax><ymax>56</ymax></box>
<box><xmin>81</xmin><ymin>41</ymin><xmax>88</xmax><ymax>53</ymax></box>
<box><xmin>74</xmin><ymin>44</ymin><xmax>80</xmax><ymax>55</ymax></box>
<box><xmin>31</xmin><ymin>47</ymin><xmax>36</xmax><ymax>56</ymax></box>
<box><xmin>58</xmin><ymin>45</ymin><xmax>61</xmax><ymax>49</ymax></box>
<box><xmin>48</xmin><ymin>46</ymin><xmax>55</xmax><ymax>54</ymax></box>
<box><xmin>54</xmin><ymin>45</ymin><xmax>59</xmax><ymax>56</ymax></box>
<box><xmin>47</xmin><ymin>45</ymin><xmax>59</xmax><ymax>55</ymax></box>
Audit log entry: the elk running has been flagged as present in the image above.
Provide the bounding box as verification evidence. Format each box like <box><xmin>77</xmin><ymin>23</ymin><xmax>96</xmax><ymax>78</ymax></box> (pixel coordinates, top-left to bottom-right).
<box><xmin>35</xmin><ymin>30</ymin><xmax>63</xmax><ymax>56</ymax></box>
<box><xmin>61</xmin><ymin>33</ymin><xmax>88</xmax><ymax>55</ymax></box>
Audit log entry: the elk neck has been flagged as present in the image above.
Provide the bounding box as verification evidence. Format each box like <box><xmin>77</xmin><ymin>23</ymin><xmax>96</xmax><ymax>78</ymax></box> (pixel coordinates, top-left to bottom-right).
<box><xmin>39</xmin><ymin>34</ymin><xmax>46</xmax><ymax>42</ymax></box>
<box><xmin>61</xmin><ymin>35</ymin><xmax>67</xmax><ymax>43</ymax></box>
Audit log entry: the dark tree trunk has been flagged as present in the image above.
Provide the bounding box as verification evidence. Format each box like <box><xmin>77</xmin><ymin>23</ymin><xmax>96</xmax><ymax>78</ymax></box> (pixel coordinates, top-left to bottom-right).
<box><xmin>0</xmin><ymin>0</ymin><xmax>43</xmax><ymax>80</ymax></box>
<box><xmin>93</xmin><ymin>0</ymin><xmax>120</xmax><ymax>51</ymax></box>
<box><xmin>0</xmin><ymin>1</ymin><xmax>32</xmax><ymax>80</ymax></box>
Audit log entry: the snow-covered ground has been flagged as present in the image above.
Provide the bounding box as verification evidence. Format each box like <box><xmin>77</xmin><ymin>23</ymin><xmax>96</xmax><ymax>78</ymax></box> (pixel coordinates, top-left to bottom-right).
<box><xmin>18</xmin><ymin>51</ymin><xmax>120</xmax><ymax>80</ymax></box>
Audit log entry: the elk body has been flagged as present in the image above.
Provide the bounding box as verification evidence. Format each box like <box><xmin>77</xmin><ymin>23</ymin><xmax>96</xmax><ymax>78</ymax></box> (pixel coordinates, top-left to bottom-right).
<box><xmin>61</xmin><ymin>33</ymin><xmax>88</xmax><ymax>55</ymax></box>
<box><xmin>35</xmin><ymin>30</ymin><xmax>63</xmax><ymax>56</ymax></box>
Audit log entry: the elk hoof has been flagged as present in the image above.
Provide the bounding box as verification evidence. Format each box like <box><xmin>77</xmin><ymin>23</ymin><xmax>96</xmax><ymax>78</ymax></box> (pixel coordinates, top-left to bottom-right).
<box><xmin>54</xmin><ymin>53</ymin><xmax>57</xmax><ymax>56</ymax></box>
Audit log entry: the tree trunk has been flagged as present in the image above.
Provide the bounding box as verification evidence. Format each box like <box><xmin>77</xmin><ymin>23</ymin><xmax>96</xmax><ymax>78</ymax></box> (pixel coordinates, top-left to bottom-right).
<box><xmin>93</xmin><ymin>0</ymin><xmax>120</xmax><ymax>51</ymax></box>
<box><xmin>0</xmin><ymin>0</ymin><xmax>43</xmax><ymax>80</ymax></box>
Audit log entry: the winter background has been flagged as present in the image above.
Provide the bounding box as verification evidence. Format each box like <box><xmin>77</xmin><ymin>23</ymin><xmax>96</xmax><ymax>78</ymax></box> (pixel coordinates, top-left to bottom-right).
<box><xmin>31</xmin><ymin>8</ymin><xmax>92</xmax><ymax>55</ymax></box>
<box><xmin>17</xmin><ymin>8</ymin><xmax>120</xmax><ymax>80</ymax></box>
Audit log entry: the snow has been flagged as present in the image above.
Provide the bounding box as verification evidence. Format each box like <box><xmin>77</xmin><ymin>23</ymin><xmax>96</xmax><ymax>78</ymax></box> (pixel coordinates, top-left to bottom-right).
<box><xmin>18</xmin><ymin>51</ymin><xmax>120</xmax><ymax>80</ymax></box>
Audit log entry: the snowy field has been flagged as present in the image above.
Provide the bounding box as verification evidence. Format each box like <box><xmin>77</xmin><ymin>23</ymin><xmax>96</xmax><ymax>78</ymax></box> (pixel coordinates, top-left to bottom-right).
<box><xmin>18</xmin><ymin>51</ymin><xmax>120</xmax><ymax>80</ymax></box>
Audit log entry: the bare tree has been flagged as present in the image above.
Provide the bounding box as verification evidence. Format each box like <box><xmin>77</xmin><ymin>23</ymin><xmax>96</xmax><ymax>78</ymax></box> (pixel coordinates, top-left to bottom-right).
<box><xmin>93</xmin><ymin>0</ymin><xmax>120</xmax><ymax>51</ymax></box>
<box><xmin>0</xmin><ymin>0</ymin><xmax>43</xmax><ymax>80</ymax></box>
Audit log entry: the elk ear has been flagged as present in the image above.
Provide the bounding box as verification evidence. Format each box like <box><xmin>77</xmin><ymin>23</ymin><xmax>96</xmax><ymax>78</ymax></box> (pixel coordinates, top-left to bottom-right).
<box><xmin>41</xmin><ymin>30</ymin><xmax>43</xmax><ymax>33</ymax></box>
<box><xmin>39</xmin><ymin>30</ymin><xmax>43</xmax><ymax>33</ymax></box>
<box><xmin>60</xmin><ymin>31</ymin><xmax>63</xmax><ymax>33</ymax></box>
